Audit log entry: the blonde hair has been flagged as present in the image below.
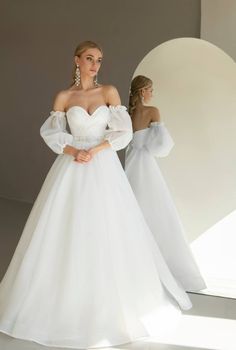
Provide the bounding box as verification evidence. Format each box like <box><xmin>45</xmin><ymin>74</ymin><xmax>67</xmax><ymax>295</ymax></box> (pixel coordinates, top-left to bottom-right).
<box><xmin>128</xmin><ymin>75</ymin><xmax>153</xmax><ymax>116</ymax></box>
<box><xmin>69</xmin><ymin>40</ymin><xmax>103</xmax><ymax>87</ymax></box>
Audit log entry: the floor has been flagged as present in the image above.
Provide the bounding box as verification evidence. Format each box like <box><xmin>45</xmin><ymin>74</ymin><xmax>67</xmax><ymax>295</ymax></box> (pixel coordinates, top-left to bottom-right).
<box><xmin>0</xmin><ymin>196</ymin><xmax>236</xmax><ymax>350</ymax></box>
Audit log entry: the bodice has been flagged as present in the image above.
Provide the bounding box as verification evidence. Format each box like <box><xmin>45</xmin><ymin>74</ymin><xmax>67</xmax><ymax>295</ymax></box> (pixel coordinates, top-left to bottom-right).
<box><xmin>40</xmin><ymin>104</ymin><xmax>133</xmax><ymax>154</ymax></box>
<box><xmin>66</xmin><ymin>105</ymin><xmax>110</xmax><ymax>142</ymax></box>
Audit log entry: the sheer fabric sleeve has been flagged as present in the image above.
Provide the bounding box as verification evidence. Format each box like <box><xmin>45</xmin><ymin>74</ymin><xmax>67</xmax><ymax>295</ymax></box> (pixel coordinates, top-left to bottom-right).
<box><xmin>40</xmin><ymin>110</ymin><xmax>74</xmax><ymax>154</ymax></box>
<box><xmin>103</xmin><ymin>105</ymin><xmax>133</xmax><ymax>151</ymax></box>
<box><xmin>145</xmin><ymin>121</ymin><xmax>175</xmax><ymax>157</ymax></box>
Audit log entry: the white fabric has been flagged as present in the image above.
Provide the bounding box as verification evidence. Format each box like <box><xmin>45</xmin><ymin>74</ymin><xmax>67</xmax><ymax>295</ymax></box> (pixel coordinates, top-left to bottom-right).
<box><xmin>145</xmin><ymin>121</ymin><xmax>175</xmax><ymax>156</ymax></box>
<box><xmin>40</xmin><ymin>105</ymin><xmax>133</xmax><ymax>154</ymax></box>
<box><xmin>0</xmin><ymin>106</ymin><xmax>193</xmax><ymax>349</ymax></box>
<box><xmin>125</xmin><ymin>122</ymin><xmax>207</xmax><ymax>292</ymax></box>
<box><xmin>104</xmin><ymin>105</ymin><xmax>133</xmax><ymax>150</ymax></box>
<box><xmin>40</xmin><ymin>110</ymin><xmax>74</xmax><ymax>154</ymax></box>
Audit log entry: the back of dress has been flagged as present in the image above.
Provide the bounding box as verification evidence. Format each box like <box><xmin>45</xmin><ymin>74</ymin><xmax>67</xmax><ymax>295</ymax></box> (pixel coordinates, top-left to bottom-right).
<box><xmin>125</xmin><ymin>120</ymin><xmax>207</xmax><ymax>292</ymax></box>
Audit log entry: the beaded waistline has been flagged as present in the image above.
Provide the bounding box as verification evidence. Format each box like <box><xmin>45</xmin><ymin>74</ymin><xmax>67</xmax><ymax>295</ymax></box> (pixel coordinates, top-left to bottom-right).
<box><xmin>73</xmin><ymin>135</ymin><xmax>104</xmax><ymax>142</ymax></box>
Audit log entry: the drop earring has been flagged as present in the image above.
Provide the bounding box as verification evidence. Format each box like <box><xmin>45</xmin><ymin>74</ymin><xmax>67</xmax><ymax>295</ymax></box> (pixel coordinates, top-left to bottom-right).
<box><xmin>94</xmin><ymin>74</ymin><xmax>98</xmax><ymax>87</ymax></box>
<box><xmin>75</xmin><ymin>64</ymin><xmax>80</xmax><ymax>86</ymax></box>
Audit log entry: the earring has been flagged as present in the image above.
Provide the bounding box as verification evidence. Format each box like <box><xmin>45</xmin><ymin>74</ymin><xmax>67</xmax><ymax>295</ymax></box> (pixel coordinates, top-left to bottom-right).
<box><xmin>141</xmin><ymin>95</ymin><xmax>144</xmax><ymax>102</ymax></box>
<box><xmin>94</xmin><ymin>74</ymin><xmax>98</xmax><ymax>87</ymax></box>
<box><xmin>75</xmin><ymin>64</ymin><xmax>80</xmax><ymax>86</ymax></box>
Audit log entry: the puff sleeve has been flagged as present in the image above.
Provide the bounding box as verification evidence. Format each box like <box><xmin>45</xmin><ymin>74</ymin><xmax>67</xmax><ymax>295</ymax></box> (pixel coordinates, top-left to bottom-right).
<box><xmin>145</xmin><ymin>121</ymin><xmax>175</xmax><ymax>157</ymax></box>
<box><xmin>103</xmin><ymin>105</ymin><xmax>133</xmax><ymax>151</ymax></box>
<box><xmin>40</xmin><ymin>110</ymin><xmax>74</xmax><ymax>154</ymax></box>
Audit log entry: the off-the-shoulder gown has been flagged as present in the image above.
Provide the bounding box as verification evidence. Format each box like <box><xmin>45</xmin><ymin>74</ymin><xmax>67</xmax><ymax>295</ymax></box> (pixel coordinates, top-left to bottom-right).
<box><xmin>125</xmin><ymin>121</ymin><xmax>207</xmax><ymax>292</ymax></box>
<box><xmin>0</xmin><ymin>106</ymin><xmax>193</xmax><ymax>349</ymax></box>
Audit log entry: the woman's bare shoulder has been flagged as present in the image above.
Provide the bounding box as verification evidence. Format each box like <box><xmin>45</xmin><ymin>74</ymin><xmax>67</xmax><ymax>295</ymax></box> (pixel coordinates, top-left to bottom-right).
<box><xmin>101</xmin><ymin>84</ymin><xmax>121</xmax><ymax>105</ymax></box>
<box><xmin>144</xmin><ymin>105</ymin><xmax>159</xmax><ymax>113</ymax></box>
<box><xmin>145</xmin><ymin>105</ymin><xmax>160</xmax><ymax>122</ymax></box>
<box><xmin>101</xmin><ymin>84</ymin><xmax>118</xmax><ymax>94</ymax></box>
<box><xmin>100</xmin><ymin>84</ymin><xmax>115</xmax><ymax>89</ymax></box>
<box><xmin>52</xmin><ymin>89</ymin><xmax>72</xmax><ymax>111</ymax></box>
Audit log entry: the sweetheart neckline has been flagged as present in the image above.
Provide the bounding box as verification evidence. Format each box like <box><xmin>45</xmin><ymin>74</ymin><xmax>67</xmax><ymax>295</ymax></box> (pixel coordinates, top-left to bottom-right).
<box><xmin>66</xmin><ymin>105</ymin><xmax>108</xmax><ymax>117</ymax></box>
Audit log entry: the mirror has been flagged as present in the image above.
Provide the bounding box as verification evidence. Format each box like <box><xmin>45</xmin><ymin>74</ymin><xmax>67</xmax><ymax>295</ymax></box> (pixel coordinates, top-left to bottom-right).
<box><xmin>126</xmin><ymin>37</ymin><xmax>236</xmax><ymax>299</ymax></box>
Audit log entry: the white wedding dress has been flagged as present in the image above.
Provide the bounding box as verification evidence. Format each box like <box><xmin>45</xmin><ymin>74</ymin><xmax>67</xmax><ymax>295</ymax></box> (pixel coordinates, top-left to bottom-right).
<box><xmin>125</xmin><ymin>121</ymin><xmax>207</xmax><ymax>292</ymax></box>
<box><xmin>0</xmin><ymin>106</ymin><xmax>193</xmax><ymax>349</ymax></box>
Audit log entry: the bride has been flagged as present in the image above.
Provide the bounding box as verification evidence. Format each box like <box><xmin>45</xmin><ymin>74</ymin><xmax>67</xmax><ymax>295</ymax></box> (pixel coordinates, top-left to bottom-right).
<box><xmin>0</xmin><ymin>41</ymin><xmax>193</xmax><ymax>349</ymax></box>
<box><xmin>125</xmin><ymin>74</ymin><xmax>207</xmax><ymax>293</ymax></box>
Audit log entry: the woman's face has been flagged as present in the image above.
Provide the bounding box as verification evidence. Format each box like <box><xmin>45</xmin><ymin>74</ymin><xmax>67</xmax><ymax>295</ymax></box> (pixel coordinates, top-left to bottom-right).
<box><xmin>75</xmin><ymin>48</ymin><xmax>103</xmax><ymax>78</ymax></box>
<box><xmin>141</xmin><ymin>84</ymin><xmax>153</xmax><ymax>103</ymax></box>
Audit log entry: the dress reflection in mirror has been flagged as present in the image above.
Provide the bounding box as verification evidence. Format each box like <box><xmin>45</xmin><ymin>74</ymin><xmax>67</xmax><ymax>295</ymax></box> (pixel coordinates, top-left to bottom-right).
<box><xmin>125</xmin><ymin>75</ymin><xmax>207</xmax><ymax>292</ymax></box>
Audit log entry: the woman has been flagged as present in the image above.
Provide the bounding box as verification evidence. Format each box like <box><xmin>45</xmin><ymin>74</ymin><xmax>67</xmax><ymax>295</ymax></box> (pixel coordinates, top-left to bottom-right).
<box><xmin>0</xmin><ymin>42</ymin><xmax>193</xmax><ymax>349</ymax></box>
<box><xmin>125</xmin><ymin>75</ymin><xmax>207</xmax><ymax>293</ymax></box>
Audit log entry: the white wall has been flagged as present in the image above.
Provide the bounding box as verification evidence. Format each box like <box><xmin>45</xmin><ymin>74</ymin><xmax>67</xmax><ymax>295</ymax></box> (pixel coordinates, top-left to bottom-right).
<box><xmin>133</xmin><ymin>38</ymin><xmax>236</xmax><ymax>242</ymax></box>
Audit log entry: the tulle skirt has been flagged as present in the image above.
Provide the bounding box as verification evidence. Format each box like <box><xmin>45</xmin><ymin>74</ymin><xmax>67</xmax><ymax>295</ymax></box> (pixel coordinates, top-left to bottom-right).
<box><xmin>125</xmin><ymin>145</ymin><xmax>207</xmax><ymax>292</ymax></box>
<box><xmin>0</xmin><ymin>140</ymin><xmax>192</xmax><ymax>349</ymax></box>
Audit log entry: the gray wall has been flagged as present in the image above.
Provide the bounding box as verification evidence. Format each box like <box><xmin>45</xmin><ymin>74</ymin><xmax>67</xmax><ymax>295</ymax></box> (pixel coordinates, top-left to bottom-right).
<box><xmin>0</xmin><ymin>0</ymin><xmax>200</xmax><ymax>203</ymax></box>
<box><xmin>201</xmin><ymin>0</ymin><xmax>236</xmax><ymax>61</ymax></box>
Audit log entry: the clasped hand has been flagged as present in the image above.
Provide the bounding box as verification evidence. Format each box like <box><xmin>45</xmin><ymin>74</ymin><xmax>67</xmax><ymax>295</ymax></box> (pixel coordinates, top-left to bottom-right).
<box><xmin>73</xmin><ymin>147</ymin><xmax>99</xmax><ymax>163</ymax></box>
